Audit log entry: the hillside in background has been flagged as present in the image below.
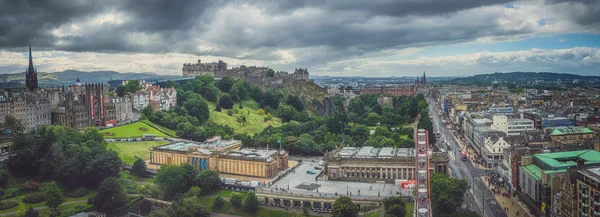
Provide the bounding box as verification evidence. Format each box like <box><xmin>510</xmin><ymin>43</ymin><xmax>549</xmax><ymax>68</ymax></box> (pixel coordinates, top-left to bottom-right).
<box><xmin>0</xmin><ymin>70</ymin><xmax>171</xmax><ymax>84</ymax></box>
<box><xmin>443</xmin><ymin>72</ymin><xmax>600</xmax><ymax>86</ymax></box>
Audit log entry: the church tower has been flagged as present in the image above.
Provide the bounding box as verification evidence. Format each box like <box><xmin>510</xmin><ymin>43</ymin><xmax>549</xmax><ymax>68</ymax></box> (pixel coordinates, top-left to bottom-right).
<box><xmin>25</xmin><ymin>45</ymin><xmax>39</xmax><ymax>91</ymax></box>
<box><xmin>422</xmin><ymin>71</ymin><xmax>426</xmax><ymax>86</ymax></box>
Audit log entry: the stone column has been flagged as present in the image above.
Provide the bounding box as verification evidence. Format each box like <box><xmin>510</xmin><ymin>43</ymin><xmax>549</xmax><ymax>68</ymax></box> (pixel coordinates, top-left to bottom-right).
<box><xmin>380</xmin><ymin>167</ymin><xmax>383</xmax><ymax>179</ymax></box>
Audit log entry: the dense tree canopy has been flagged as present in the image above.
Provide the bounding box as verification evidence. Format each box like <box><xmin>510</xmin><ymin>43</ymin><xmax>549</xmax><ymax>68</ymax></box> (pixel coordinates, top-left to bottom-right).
<box><xmin>430</xmin><ymin>173</ymin><xmax>469</xmax><ymax>217</ymax></box>
<box><xmin>8</xmin><ymin>126</ymin><xmax>121</xmax><ymax>187</ymax></box>
<box><xmin>332</xmin><ymin>196</ymin><xmax>358</xmax><ymax>217</ymax></box>
<box><xmin>94</xmin><ymin>177</ymin><xmax>127</xmax><ymax>211</ymax></box>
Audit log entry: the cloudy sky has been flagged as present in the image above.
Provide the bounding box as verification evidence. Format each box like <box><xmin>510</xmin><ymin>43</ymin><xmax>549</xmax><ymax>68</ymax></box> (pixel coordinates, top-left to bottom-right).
<box><xmin>1</xmin><ymin>0</ymin><xmax>599</xmax><ymax>77</ymax></box>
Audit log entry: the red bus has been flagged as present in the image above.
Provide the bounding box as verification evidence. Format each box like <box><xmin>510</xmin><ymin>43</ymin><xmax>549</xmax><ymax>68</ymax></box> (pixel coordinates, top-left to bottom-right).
<box><xmin>460</xmin><ymin>151</ymin><xmax>468</xmax><ymax>161</ymax></box>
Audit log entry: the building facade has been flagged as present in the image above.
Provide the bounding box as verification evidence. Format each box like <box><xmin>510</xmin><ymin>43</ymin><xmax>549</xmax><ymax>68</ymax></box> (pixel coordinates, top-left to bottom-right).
<box><xmin>132</xmin><ymin>84</ymin><xmax>177</xmax><ymax>111</ymax></box>
<box><xmin>150</xmin><ymin>139</ymin><xmax>289</xmax><ymax>179</ymax></box>
<box><xmin>325</xmin><ymin>146</ymin><xmax>448</xmax><ymax>183</ymax></box>
<box><xmin>575</xmin><ymin>167</ymin><xmax>600</xmax><ymax>217</ymax></box>
<box><xmin>550</xmin><ymin>126</ymin><xmax>595</xmax><ymax>147</ymax></box>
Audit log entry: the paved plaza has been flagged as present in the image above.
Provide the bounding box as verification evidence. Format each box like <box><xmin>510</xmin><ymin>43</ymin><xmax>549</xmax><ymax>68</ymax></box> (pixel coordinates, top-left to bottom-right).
<box><xmin>265</xmin><ymin>158</ymin><xmax>411</xmax><ymax>199</ymax></box>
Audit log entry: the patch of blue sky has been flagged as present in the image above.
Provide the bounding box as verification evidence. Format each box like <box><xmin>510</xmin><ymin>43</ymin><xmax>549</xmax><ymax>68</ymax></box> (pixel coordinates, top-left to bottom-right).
<box><xmin>404</xmin><ymin>34</ymin><xmax>600</xmax><ymax>58</ymax></box>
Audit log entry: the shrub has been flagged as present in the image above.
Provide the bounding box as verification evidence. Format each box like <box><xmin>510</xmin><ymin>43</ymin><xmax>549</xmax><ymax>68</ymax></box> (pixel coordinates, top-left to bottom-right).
<box><xmin>230</xmin><ymin>192</ymin><xmax>243</xmax><ymax>209</ymax></box>
<box><xmin>1</xmin><ymin>188</ymin><xmax>18</xmax><ymax>199</ymax></box>
<box><xmin>0</xmin><ymin>199</ymin><xmax>18</xmax><ymax>210</ymax></box>
<box><xmin>20</xmin><ymin>180</ymin><xmax>40</xmax><ymax>191</ymax></box>
<box><xmin>257</xmin><ymin>109</ymin><xmax>265</xmax><ymax>115</ymax></box>
<box><xmin>227</xmin><ymin>110</ymin><xmax>234</xmax><ymax>116</ymax></box>
<box><xmin>64</xmin><ymin>188</ymin><xmax>88</xmax><ymax>198</ymax></box>
<box><xmin>23</xmin><ymin>192</ymin><xmax>46</xmax><ymax>204</ymax></box>
<box><xmin>213</xmin><ymin>196</ymin><xmax>224</xmax><ymax>209</ymax></box>
<box><xmin>139</xmin><ymin>127</ymin><xmax>149</xmax><ymax>132</ymax></box>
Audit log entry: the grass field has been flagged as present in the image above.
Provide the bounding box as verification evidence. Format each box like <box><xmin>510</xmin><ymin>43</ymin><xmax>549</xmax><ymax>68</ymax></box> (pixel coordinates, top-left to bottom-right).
<box><xmin>107</xmin><ymin>140</ymin><xmax>170</xmax><ymax>164</ymax></box>
<box><xmin>99</xmin><ymin>121</ymin><xmax>170</xmax><ymax>138</ymax></box>
<box><xmin>120</xmin><ymin>171</ymin><xmax>155</xmax><ymax>184</ymax></box>
<box><xmin>364</xmin><ymin>211</ymin><xmax>380</xmax><ymax>217</ymax></box>
<box><xmin>208</xmin><ymin>100</ymin><xmax>282</xmax><ymax>135</ymax></box>
<box><xmin>141</xmin><ymin>119</ymin><xmax>177</xmax><ymax>137</ymax></box>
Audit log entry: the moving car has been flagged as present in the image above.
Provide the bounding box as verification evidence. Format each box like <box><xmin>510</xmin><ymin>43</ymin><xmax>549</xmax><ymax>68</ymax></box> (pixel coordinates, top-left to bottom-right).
<box><xmin>314</xmin><ymin>166</ymin><xmax>323</xmax><ymax>170</ymax></box>
<box><xmin>306</xmin><ymin>170</ymin><xmax>315</xmax><ymax>174</ymax></box>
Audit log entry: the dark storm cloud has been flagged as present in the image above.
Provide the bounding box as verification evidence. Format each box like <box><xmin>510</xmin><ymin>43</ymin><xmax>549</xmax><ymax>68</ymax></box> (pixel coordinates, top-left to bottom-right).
<box><xmin>265</xmin><ymin>0</ymin><xmax>513</xmax><ymax>17</ymax></box>
<box><xmin>0</xmin><ymin>0</ymin><xmax>108</xmax><ymax>48</ymax></box>
<box><xmin>0</xmin><ymin>0</ymin><xmax>599</xmax><ymax>70</ymax></box>
<box><xmin>120</xmin><ymin>0</ymin><xmax>216</xmax><ymax>32</ymax></box>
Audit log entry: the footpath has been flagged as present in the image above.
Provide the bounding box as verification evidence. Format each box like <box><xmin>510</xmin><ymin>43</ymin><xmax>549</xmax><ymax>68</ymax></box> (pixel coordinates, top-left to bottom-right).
<box><xmin>480</xmin><ymin>175</ymin><xmax>532</xmax><ymax>217</ymax></box>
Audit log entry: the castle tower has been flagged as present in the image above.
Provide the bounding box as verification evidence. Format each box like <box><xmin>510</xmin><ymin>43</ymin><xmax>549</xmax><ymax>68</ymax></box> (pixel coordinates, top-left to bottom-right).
<box><xmin>25</xmin><ymin>45</ymin><xmax>39</xmax><ymax>91</ymax></box>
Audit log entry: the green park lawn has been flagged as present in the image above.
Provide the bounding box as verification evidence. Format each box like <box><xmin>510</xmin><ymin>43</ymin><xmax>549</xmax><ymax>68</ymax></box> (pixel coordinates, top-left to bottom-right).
<box><xmin>107</xmin><ymin>140</ymin><xmax>170</xmax><ymax>165</ymax></box>
<box><xmin>99</xmin><ymin>121</ymin><xmax>170</xmax><ymax>138</ymax></box>
<box><xmin>0</xmin><ymin>187</ymin><xmax>96</xmax><ymax>214</ymax></box>
<box><xmin>208</xmin><ymin>100</ymin><xmax>282</xmax><ymax>135</ymax></box>
<box><xmin>364</xmin><ymin>211</ymin><xmax>381</xmax><ymax>217</ymax></box>
<box><xmin>141</xmin><ymin>119</ymin><xmax>177</xmax><ymax>137</ymax></box>
<box><xmin>120</xmin><ymin>171</ymin><xmax>155</xmax><ymax>184</ymax></box>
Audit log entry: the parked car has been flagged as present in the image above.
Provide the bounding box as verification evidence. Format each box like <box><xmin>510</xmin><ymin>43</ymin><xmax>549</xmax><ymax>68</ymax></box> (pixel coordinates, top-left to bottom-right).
<box><xmin>306</xmin><ymin>170</ymin><xmax>315</xmax><ymax>174</ymax></box>
<box><xmin>314</xmin><ymin>166</ymin><xmax>323</xmax><ymax>170</ymax></box>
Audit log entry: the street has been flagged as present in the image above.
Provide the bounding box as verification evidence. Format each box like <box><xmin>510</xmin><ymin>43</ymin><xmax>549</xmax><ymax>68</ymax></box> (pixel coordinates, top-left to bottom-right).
<box><xmin>427</xmin><ymin>98</ymin><xmax>506</xmax><ymax>217</ymax></box>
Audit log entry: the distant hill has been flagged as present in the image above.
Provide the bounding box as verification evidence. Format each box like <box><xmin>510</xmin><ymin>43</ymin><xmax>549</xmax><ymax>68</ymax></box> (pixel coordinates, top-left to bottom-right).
<box><xmin>0</xmin><ymin>70</ymin><xmax>176</xmax><ymax>88</ymax></box>
<box><xmin>443</xmin><ymin>72</ymin><xmax>600</xmax><ymax>86</ymax></box>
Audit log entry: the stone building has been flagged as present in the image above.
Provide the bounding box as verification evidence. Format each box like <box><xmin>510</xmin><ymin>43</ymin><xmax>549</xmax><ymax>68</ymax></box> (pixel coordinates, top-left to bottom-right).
<box><xmin>132</xmin><ymin>84</ymin><xmax>176</xmax><ymax>111</ymax></box>
<box><xmin>182</xmin><ymin>59</ymin><xmax>227</xmax><ymax>77</ymax></box>
<box><xmin>377</xmin><ymin>95</ymin><xmax>393</xmax><ymax>107</ymax></box>
<box><xmin>574</xmin><ymin>167</ymin><xmax>600</xmax><ymax>217</ymax></box>
<box><xmin>325</xmin><ymin>146</ymin><xmax>448</xmax><ymax>183</ymax></box>
<box><xmin>550</xmin><ymin>126</ymin><xmax>595</xmax><ymax>147</ymax></box>
<box><xmin>218</xmin><ymin>149</ymin><xmax>289</xmax><ymax>178</ymax></box>
<box><xmin>110</xmin><ymin>96</ymin><xmax>133</xmax><ymax>122</ymax></box>
<box><xmin>359</xmin><ymin>85</ymin><xmax>415</xmax><ymax>97</ymax></box>
<box><xmin>149</xmin><ymin>139</ymin><xmax>289</xmax><ymax>179</ymax></box>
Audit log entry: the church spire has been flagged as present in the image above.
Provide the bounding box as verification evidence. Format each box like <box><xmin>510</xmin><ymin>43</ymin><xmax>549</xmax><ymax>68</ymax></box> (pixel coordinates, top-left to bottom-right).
<box><xmin>25</xmin><ymin>45</ymin><xmax>39</xmax><ymax>91</ymax></box>
<box><xmin>28</xmin><ymin>44</ymin><xmax>34</xmax><ymax>71</ymax></box>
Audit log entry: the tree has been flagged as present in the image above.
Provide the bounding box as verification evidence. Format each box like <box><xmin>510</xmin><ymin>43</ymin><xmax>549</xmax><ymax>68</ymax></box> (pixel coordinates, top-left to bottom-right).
<box><xmin>430</xmin><ymin>173</ymin><xmax>468</xmax><ymax>217</ymax></box>
<box><xmin>332</xmin><ymin>196</ymin><xmax>357</xmax><ymax>217</ymax></box>
<box><xmin>142</xmin><ymin>104</ymin><xmax>154</xmax><ymax>118</ymax></box>
<box><xmin>371</xmin><ymin>104</ymin><xmax>383</xmax><ymax>115</ymax></box>
<box><xmin>116</xmin><ymin>86</ymin><xmax>126</xmax><ymax>97</ymax></box>
<box><xmin>218</xmin><ymin>94</ymin><xmax>234</xmax><ymax>109</ymax></box>
<box><xmin>94</xmin><ymin>177</ymin><xmax>127</xmax><ymax>211</ymax></box>
<box><xmin>183</xmin><ymin>98</ymin><xmax>210</xmax><ymax>123</ymax></box>
<box><xmin>277</xmin><ymin>104</ymin><xmax>298</xmax><ymax>122</ymax></box>
<box><xmin>24</xmin><ymin>207</ymin><xmax>39</xmax><ymax>217</ymax></box>
<box><xmin>384</xmin><ymin>196</ymin><xmax>406</xmax><ymax>217</ymax></box>
<box><xmin>164</xmin><ymin>80</ymin><xmax>177</xmax><ymax>88</ymax></box>
<box><xmin>213</xmin><ymin>196</ymin><xmax>224</xmax><ymax>209</ymax></box>
<box><xmin>215</xmin><ymin>104</ymin><xmax>222</xmax><ymax>112</ymax></box>
<box><xmin>3</xmin><ymin>115</ymin><xmax>24</xmax><ymax>132</ymax></box>
<box><xmin>201</xmin><ymin>84</ymin><xmax>219</xmax><ymax>102</ymax></box>
<box><xmin>303</xmin><ymin>207</ymin><xmax>310</xmax><ymax>217</ymax></box>
<box><xmin>243</xmin><ymin>190</ymin><xmax>259</xmax><ymax>213</ymax></box>
<box><xmin>286</xmin><ymin>95</ymin><xmax>305</xmax><ymax>112</ymax></box>
<box><xmin>217</xmin><ymin>76</ymin><xmax>235</xmax><ymax>92</ymax></box>
<box><xmin>195</xmin><ymin>170</ymin><xmax>221</xmax><ymax>193</ymax></box>
<box><xmin>348</xmin><ymin>98</ymin><xmax>366</xmax><ymax>114</ymax></box>
<box><xmin>364</xmin><ymin>112</ymin><xmax>381</xmax><ymax>126</ymax></box>
<box><xmin>0</xmin><ymin>165</ymin><xmax>8</xmax><ymax>188</ymax></box>
<box><xmin>267</xmin><ymin>68</ymin><xmax>275</xmax><ymax>77</ymax></box>
<box><xmin>182</xmin><ymin>186</ymin><xmax>201</xmax><ymax>199</ymax></box>
<box><xmin>230</xmin><ymin>192</ymin><xmax>243</xmax><ymax>209</ymax></box>
<box><xmin>154</xmin><ymin>164</ymin><xmax>187</xmax><ymax>199</ymax></box>
<box><xmin>131</xmin><ymin>157</ymin><xmax>147</xmax><ymax>179</ymax></box>
<box><xmin>124</xmin><ymin>80</ymin><xmax>142</xmax><ymax>93</ymax></box>
<box><xmin>45</xmin><ymin>182</ymin><xmax>64</xmax><ymax>211</ymax></box>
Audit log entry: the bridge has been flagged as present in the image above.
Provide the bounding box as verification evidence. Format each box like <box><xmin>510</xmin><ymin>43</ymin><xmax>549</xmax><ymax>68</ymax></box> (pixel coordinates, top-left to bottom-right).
<box><xmin>414</xmin><ymin>129</ymin><xmax>432</xmax><ymax>217</ymax></box>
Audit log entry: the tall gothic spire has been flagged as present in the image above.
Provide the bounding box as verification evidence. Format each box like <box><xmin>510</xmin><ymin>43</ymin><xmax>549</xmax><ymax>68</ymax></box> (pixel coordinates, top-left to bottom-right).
<box><xmin>28</xmin><ymin>45</ymin><xmax>34</xmax><ymax>71</ymax></box>
<box><xmin>26</xmin><ymin>45</ymin><xmax>39</xmax><ymax>91</ymax></box>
